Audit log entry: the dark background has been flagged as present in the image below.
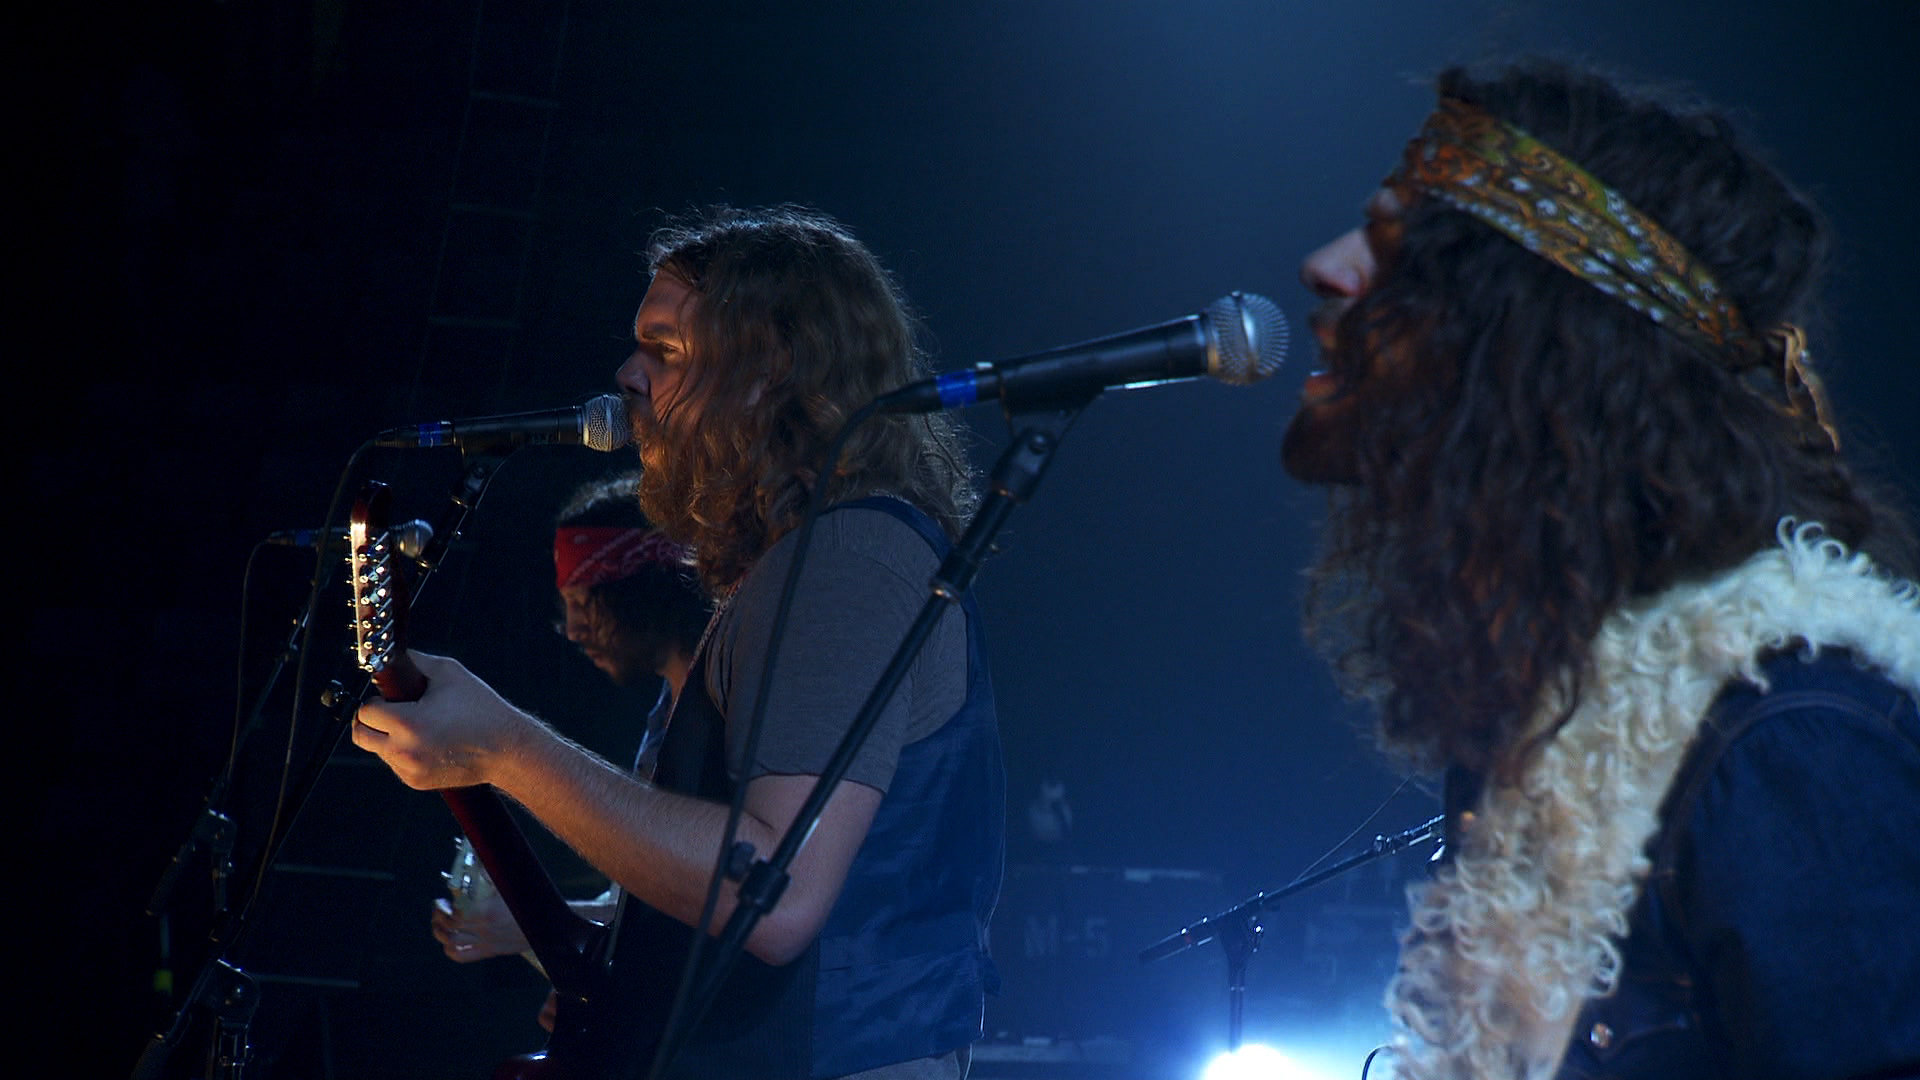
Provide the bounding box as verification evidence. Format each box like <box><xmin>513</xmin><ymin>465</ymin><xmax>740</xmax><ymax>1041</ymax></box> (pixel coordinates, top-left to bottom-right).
<box><xmin>29</xmin><ymin>3</ymin><xmax>1917</xmax><ymax>1079</ymax></box>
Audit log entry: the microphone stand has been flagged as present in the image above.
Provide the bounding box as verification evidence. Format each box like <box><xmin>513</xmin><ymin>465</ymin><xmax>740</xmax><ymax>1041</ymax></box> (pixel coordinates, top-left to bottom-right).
<box><xmin>131</xmin><ymin>451</ymin><xmax>505</xmax><ymax>1080</ymax></box>
<box><xmin>1136</xmin><ymin>813</ymin><xmax>1443</xmax><ymax>1052</ymax></box>
<box><xmin>134</xmin><ymin>531</ymin><xmax>334</xmax><ymax>1080</ymax></box>
<box><xmin>643</xmin><ymin>401</ymin><xmax>1091</xmax><ymax>1080</ymax></box>
<box><xmin>145</xmin><ymin>520</ymin><xmax>336</xmax><ymax>936</ymax></box>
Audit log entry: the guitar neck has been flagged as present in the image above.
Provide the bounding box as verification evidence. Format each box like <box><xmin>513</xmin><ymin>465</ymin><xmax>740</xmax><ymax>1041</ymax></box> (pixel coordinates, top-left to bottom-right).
<box><xmin>369</xmin><ymin>653</ymin><xmax>428</xmax><ymax>705</ymax></box>
<box><xmin>348</xmin><ymin>479</ymin><xmax>601</xmax><ymax>1003</ymax></box>
<box><xmin>442</xmin><ymin>785</ymin><xmax>602</xmax><ymax>993</ymax></box>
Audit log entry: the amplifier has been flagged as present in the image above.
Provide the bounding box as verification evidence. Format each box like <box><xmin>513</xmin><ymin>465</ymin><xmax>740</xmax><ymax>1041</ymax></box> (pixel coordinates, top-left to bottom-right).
<box><xmin>985</xmin><ymin>863</ymin><xmax>1231</xmax><ymax>1070</ymax></box>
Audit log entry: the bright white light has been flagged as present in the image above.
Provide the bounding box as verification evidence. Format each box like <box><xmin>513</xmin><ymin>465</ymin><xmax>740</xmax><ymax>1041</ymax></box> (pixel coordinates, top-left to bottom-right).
<box><xmin>1198</xmin><ymin>1043</ymin><xmax>1333</xmax><ymax>1080</ymax></box>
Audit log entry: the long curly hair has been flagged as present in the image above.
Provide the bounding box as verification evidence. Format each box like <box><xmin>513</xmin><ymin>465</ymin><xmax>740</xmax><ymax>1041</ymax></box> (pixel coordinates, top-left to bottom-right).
<box><xmin>634</xmin><ymin>205</ymin><xmax>978</xmax><ymax>591</ymax></box>
<box><xmin>1305</xmin><ymin>58</ymin><xmax>1916</xmax><ymax>783</ymax></box>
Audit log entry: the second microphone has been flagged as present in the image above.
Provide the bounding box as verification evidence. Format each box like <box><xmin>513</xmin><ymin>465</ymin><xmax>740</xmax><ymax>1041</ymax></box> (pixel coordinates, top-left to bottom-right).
<box><xmin>872</xmin><ymin>292</ymin><xmax>1289</xmax><ymax>415</ymax></box>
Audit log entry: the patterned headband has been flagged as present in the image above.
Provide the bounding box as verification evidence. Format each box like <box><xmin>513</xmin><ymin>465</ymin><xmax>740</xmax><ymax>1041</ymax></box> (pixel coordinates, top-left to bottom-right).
<box><xmin>1392</xmin><ymin>97</ymin><xmax>1838</xmax><ymax>449</ymax></box>
<box><xmin>554</xmin><ymin>526</ymin><xmax>689</xmax><ymax>591</ymax></box>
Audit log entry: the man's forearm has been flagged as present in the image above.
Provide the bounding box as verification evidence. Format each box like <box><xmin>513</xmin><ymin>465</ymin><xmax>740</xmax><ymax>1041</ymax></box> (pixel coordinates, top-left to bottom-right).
<box><xmin>486</xmin><ymin>717</ymin><xmax>784</xmax><ymax>943</ymax></box>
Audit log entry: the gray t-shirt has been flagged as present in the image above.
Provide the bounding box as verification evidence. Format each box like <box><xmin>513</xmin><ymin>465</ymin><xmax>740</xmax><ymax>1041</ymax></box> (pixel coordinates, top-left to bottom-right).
<box><xmin>704</xmin><ymin>502</ymin><xmax>969</xmax><ymax>793</ymax></box>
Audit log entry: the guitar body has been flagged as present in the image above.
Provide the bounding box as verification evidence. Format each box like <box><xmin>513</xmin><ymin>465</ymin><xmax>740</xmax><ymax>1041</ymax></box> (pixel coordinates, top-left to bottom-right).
<box><xmin>463</xmin><ymin>904</ymin><xmax>694</xmax><ymax>1080</ymax></box>
<box><xmin>483</xmin><ymin>942</ymin><xmax>610</xmax><ymax>1080</ymax></box>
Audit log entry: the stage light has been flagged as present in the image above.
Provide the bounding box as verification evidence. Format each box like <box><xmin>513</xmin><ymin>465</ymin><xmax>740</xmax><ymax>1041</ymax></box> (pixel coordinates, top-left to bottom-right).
<box><xmin>1198</xmin><ymin>1042</ymin><xmax>1335</xmax><ymax>1080</ymax></box>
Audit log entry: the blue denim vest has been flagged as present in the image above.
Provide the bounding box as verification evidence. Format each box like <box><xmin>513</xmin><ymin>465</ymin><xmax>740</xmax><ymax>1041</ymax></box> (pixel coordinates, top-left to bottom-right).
<box><xmin>608</xmin><ymin>497</ymin><xmax>1005</xmax><ymax>1080</ymax></box>
<box><xmin>1546</xmin><ymin>648</ymin><xmax>1920</xmax><ymax>1079</ymax></box>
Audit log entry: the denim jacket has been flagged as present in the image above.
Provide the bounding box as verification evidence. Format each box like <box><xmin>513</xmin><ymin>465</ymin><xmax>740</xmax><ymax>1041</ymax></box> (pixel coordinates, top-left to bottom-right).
<box><xmin>1552</xmin><ymin>648</ymin><xmax>1920</xmax><ymax>1080</ymax></box>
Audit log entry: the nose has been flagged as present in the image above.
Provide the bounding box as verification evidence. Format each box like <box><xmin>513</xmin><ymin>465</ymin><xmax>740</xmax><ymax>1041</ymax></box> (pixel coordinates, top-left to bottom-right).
<box><xmin>615</xmin><ymin>350</ymin><xmax>651</xmax><ymax>397</ymax></box>
<box><xmin>1300</xmin><ymin>226</ymin><xmax>1375</xmax><ymax>300</ymax></box>
<box><xmin>561</xmin><ymin>598</ymin><xmax>591</xmax><ymax>643</ymax></box>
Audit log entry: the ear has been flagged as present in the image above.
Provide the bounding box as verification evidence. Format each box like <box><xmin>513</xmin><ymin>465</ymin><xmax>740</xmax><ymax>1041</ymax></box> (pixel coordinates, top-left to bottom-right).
<box><xmin>741</xmin><ymin>343</ymin><xmax>792</xmax><ymax>407</ymax></box>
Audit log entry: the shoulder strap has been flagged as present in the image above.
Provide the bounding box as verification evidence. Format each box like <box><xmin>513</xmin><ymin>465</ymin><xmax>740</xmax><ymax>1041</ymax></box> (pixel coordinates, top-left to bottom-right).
<box><xmin>830</xmin><ymin>494</ymin><xmax>952</xmax><ymax>557</ymax></box>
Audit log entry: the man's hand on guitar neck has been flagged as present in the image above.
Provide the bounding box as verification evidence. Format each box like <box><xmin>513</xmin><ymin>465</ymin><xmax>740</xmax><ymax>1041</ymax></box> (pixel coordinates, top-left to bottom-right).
<box><xmin>353</xmin><ymin>650</ymin><xmax>537</xmax><ymax>790</ymax></box>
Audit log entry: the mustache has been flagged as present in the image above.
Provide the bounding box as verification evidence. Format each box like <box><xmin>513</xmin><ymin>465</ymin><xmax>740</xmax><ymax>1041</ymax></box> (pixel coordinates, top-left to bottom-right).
<box><xmin>622</xmin><ymin>389</ymin><xmax>650</xmax><ymax>425</ymax></box>
<box><xmin>1308</xmin><ymin>298</ymin><xmax>1350</xmax><ymax>343</ymax></box>
<box><xmin>625</xmin><ymin>391</ymin><xmax>669</xmax><ymax>447</ymax></box>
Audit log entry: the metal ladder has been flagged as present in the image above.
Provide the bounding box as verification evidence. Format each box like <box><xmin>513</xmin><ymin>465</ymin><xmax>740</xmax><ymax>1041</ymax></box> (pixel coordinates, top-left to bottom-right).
<box><xmin>407</xmin><ymin>0</ymin><xmax>574</xmax><ymax>417</ymax></box>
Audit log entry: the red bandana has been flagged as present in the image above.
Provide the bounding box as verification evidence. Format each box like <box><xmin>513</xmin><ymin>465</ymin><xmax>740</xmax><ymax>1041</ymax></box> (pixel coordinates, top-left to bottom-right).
<box><xmin>554</xmin><ymin>527</ymin><xmax>688</xmax><ymax>590</ymax></box>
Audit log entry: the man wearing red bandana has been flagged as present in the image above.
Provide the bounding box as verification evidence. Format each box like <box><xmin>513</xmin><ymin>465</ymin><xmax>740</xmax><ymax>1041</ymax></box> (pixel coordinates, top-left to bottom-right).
<box><xmin>549</xmin><ymin>472</ymin><xmax>709</xmax><ymax>700</ymax></box>
<box><xmin>1283</xmin><ymin>59</ymin><xmax>1919</xmax><ymax>1080</ymax></box>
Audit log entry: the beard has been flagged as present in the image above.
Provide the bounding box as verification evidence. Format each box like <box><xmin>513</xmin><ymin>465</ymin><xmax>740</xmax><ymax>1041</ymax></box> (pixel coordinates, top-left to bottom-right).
<box><xmin>575</xmin><ymin>615</ymin><xmax>674</xmax><ymax>688</ymax></box>
<box><xmin>1282</xmin><ymin>299</ymin><xmax>1434</xmax><ymax>488</ymax></box>
<box><xmin>596</xmin><ymin>633</ymin><xmax>675</xmax><ymax>688</ymax></box>
<box><xmin>1281</xmin><ymin>392</ymin><xmax>1366</xmax><ymax>486</ymax></box>
<box><xmin>631</xmin><ymin>405</ymin><xmax>703</xmax><ymax>549</ymax></box>
<box><xmin>1281</xmin><ymin>300</ymin><xmax>1370</xmax><ymax>486</ymax></box>
<box><xmin>629</xmin><ymin>386</ymin><xmax>788</xmax><ymax>592</ymax></box>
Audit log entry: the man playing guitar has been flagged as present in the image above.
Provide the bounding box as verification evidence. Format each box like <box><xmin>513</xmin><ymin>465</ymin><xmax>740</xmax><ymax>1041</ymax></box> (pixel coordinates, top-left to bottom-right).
<box><xmin>354</xmin><ymin>205</ymin><xmax>1005</xmax><ymax>1080</ymax></box>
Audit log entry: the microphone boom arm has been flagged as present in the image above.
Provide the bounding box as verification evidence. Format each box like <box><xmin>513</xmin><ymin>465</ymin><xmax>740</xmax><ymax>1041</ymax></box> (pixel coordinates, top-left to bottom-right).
<box><xmin>1137</xmin><ymin>812</ymin><xmax>1443</xmax><ymax>1052</ymax></box>
<box><xmin>1139</xmin><ymin>813</ymin><xmax>1444</xmax><ymax>966</ymax></box>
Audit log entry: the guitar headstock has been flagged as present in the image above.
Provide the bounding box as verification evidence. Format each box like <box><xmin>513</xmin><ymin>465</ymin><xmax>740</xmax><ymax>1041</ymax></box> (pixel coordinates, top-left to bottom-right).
<box><xmin>348</xmin><ymin>480</ymin><xmax>428</xmax><ymax>702</ymax></box>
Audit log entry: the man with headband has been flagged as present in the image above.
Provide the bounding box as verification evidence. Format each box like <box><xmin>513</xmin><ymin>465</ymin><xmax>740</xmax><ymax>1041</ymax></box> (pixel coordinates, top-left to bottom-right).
<box><xmin>355</xmin><ymin>206</ymin><xmax>1003</xmax><ymax>1080</ymax></box>
<box><xmin>1282</xmin><ymin>59</ymin><xmax>1918</xmax><ymax>1079</ymax></box>
<box><xmin>549</xmin><ymin>471</ymin><xmax>709</xmax><ymax>731</ymax></box>
<box><xmin>428</xmin><ymin>471</ymin><xmax>709</xmax><ymax>977</ymax></box>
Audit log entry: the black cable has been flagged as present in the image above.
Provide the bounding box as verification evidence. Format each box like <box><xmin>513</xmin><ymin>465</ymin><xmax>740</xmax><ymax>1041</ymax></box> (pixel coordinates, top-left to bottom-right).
<box><xmin>241</xmin><ymin>439</ymin><xmax>373</xmax><ymax>924</ymax></box>
<box><xmin>224</xmin><ymin>541</ymin><xmax>271</xmax><ymax>790</ymax></box>
<box><xmin>1282</xmin><ymin>775</ymin><xmax>1415</xmax><ymax>889</ymax></box>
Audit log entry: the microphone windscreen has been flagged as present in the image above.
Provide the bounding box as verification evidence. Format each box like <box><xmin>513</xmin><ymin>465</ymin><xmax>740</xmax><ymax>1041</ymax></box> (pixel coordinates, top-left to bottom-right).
<box><xmin>1206</xmin><ymin>292</ymin><xmax>1289</xmax><ymax>386</ymax></box>
<box><xmin>582</xmin><ymin>393</ymin><xmax>632</xmax><ymax>452</ymax></box>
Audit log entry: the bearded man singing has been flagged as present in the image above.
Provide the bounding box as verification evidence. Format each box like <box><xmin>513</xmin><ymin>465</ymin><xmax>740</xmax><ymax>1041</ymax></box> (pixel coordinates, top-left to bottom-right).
<box><xmin>1283</xmin><ymin>59</ymin><xmax>1919</xmax><ymax>1080</ymax></box>
<box><xmin>356</xmin><ymin>205</ymin><xmax>1004</xmax><ymax>1080</ymax></box>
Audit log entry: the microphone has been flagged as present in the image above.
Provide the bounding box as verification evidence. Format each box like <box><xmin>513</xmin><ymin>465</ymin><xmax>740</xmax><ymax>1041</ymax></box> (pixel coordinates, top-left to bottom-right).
<box><xmin>373</xmin><ymin>393</ymin><xmax>631</xmax><ymax>453</ymax></box>
<box><xmin>874</xmin><ymin>292</ymin><xmax>1288</xmax><ymax>414</ymax></box>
